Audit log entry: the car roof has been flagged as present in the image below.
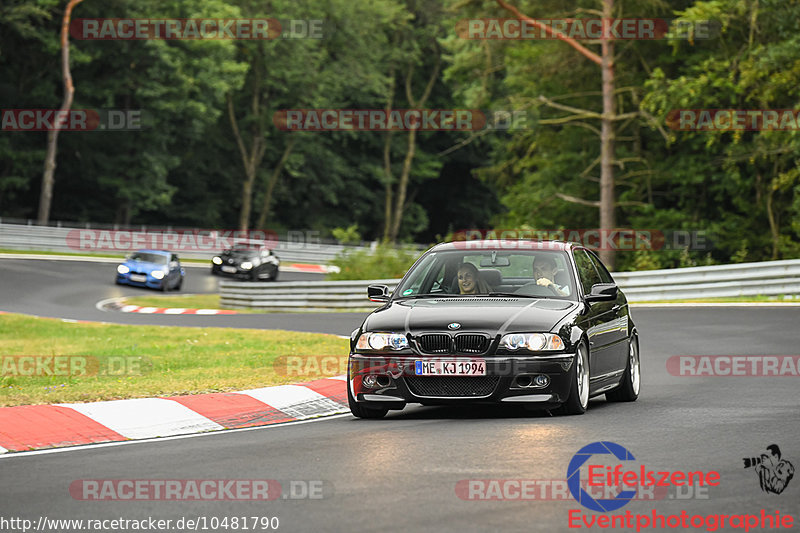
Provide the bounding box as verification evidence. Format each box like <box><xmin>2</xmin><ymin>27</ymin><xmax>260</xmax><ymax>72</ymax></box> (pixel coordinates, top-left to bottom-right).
<box><xmin>430</xmin><ymin>240</ymin><xmax>574</xmax><ymax>252</ymax></box>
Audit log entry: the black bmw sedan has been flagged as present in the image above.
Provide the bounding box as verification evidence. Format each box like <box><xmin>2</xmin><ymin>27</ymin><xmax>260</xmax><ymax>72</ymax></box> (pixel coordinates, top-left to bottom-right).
<box><xmin>211</xmin><ymin>244</ymin><xmax>280</xmax><ymax>281</ymax></box>
<box><xmin>347</xmin><ymin>240</ymin><xmax>640</xmax><ymax>418</ymax></box>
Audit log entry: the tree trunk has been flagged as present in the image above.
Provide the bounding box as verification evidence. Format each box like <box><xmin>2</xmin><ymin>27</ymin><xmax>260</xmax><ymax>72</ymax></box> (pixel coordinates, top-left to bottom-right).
<box><xmin>385</xmin><ymin>54</ymin><xmax>440</xmax><ymax>243</ymax></box>
<box><xmin>38</xmin><ymin>0</ymin><xmax>84</xmax><ymax>225</ymax></box>
<box><xmin>381</xmin><ymin>65</ymin><xmax>396</xmax><ymax>242</ymax></box>
<box><xmin>382</xmin><ymin>130</ymin><xmax>394</xmax><ymax>242</ymax></box>
<box><xmin>388</xmin><ymin>128</ymin><xmax>418</xmax><ymax>241</ymax></box>
<box><xmin>228</xmin><ymin>52</ymin><xmax>266</xmax><ymax>232</ymax></box>
<box><xmin>256</xmin><ymin>136</ymin><xmax>297</xmax><ymax>228</ymax></box>
<box><xmin>599</xmin><ymin>0</ymin><xmax>616</xmax><ymax>269</ymax></box>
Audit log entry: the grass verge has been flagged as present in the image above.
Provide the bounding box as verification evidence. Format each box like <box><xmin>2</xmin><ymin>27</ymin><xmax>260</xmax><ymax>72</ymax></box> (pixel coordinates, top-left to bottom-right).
<box><xmin>0</xmin><ymin>313</ymin><xmax>348</xmax><ymax>407</ymax></box>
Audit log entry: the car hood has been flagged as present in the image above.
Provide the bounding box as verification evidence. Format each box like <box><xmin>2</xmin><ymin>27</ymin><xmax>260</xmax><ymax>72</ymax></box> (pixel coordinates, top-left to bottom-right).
<box><xmin>122</xmin><ymin>260</ymin><xmax>166</xmax><ymax>272</ymax></box>
<box><xmin>221</xmin><ymin>250</ymin><xmax>257</xmax><ymax>261</ymax></box>
<box><xmin>362</xmin><ymin>297</ymin><xmax>579</xmax><ymax>335</ymax></box>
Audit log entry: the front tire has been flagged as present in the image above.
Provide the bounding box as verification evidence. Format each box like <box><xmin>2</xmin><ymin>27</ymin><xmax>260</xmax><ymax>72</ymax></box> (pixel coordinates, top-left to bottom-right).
<box><xmin>347</xmin><ymin>372</ymin><xmax>388</xmax><ymax>419</ymax></box>
<box><xmin>552</xmin><ymin>341</ymin><xmax>590</xmax><ymax>416</ymax></box>
<box><xmin>606</xmin><ymin>335</ymin><xmax>640</xmax><ymax>402</ymax></box>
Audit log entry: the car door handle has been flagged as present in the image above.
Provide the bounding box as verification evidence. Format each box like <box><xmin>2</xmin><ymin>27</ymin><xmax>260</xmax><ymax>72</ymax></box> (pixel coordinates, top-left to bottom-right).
<box><xmin>611</xmin><ymin>304</ymin><xmax>622</xmax><ymax>313</ymax></box>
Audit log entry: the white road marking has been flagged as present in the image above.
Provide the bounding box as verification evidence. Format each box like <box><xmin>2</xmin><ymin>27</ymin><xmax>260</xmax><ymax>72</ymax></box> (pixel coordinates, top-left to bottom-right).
<box><xmin>0</xmin><ymin>414</ymin><xmax>352</xmax><ymax>459</ymax></box>
<box><xmin>236</xmin><ymin>385</ymin><xmax>344</xmax><ymax>419</ymax></box>
<box><xmin>57</xmin><ymin>398</ymin><xmax>224</xmax><ymax>439</ymax></box>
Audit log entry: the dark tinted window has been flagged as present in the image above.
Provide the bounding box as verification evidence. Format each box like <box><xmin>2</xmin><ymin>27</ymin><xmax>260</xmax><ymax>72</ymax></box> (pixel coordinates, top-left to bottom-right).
<box><xmin>573</xmin><ymin>249</ymin><xmax>602</xmax><ymax>294</ymax></box>
<box><xmin>585</xmin><ymin>250</ymin><xmax>614</xmax><ymax>283</ymax></box>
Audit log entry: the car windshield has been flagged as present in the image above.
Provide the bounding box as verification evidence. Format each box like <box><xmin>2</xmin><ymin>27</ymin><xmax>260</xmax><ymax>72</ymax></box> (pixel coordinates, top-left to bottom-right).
<box><xmin>394</xmin><ymin>249</ymin><xmax>577</xmax><ymax>300</ymax></box>
<box><xmin>128</xmin><ymin>252</ymin><xmax>168</xmax><ymax>264</ymax></box>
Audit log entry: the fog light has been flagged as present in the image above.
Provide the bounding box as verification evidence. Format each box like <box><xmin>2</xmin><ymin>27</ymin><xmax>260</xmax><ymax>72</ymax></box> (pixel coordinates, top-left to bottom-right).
<box><xmin>362</xmin><ymin>375</ymin><xmax>378</xmax><ymax>388</ymax></box>
<box><xmin>534</xmin><ymin>375</ymin><xmax>550</xmax><ymax>387</ymax></box>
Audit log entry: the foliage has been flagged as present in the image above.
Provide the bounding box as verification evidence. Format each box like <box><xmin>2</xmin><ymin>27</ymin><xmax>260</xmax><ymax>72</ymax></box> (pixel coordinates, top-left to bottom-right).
<box><xmin>2</xmin><ymin>0</ymin><xmax>799</xmax><ymax>269</ymax></box>
<box><xmin>327</xmin><ymin>244</ymin><xmax>424</xmax><ymax>280</ymax></box>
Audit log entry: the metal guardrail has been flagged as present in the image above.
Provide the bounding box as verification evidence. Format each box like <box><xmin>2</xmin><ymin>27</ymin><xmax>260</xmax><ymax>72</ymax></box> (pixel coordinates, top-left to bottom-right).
<box><xmin>219</xmin><ymin>259</ymin><xmax>800</xmax><ymax>310</ymax></box>
<box><xmin>0</xmin><ymin>221</ymin><xmax>373</xmax><ymax>264</ymax></box>
<box><xmin>611</xmin><ymin>259</ymin><xmax>800</xmax><ymax>301</ymax></box>
<box><xmin>220</xmin><ymin>279</ymin><xmax>401</xmax><ymax>311</ymax></box>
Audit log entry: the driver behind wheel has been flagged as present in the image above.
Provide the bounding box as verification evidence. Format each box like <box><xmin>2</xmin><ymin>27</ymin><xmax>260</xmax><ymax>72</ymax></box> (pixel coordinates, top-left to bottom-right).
<box><xmin>532</xmin><ymin>256</ymin><xmax>569</xmax><ymax>296</ymax></box>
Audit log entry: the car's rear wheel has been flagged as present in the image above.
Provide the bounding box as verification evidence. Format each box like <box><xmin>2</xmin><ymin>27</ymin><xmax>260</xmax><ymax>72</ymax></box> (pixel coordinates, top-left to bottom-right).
<box><xmin>552</xmin><ymin>341</ymin><xmax>589</xmax><ymax>416</ymax></box>
<box><xmin>606</xmin><ymin>334</ymin><xmax>640</xmax><ymax>402</ymax></box>
<box><xmin>347</xmin><ymin>373</ymin><xmax>388</xmax><ymax>419</ymax></box>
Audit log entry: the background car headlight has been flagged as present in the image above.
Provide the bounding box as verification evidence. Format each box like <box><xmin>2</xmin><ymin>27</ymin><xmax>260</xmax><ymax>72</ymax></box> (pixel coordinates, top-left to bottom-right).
<box><xmin>212</xmin><ymin>256</ymin><xmax>222</xmax><ymax>265</ymax></box>
<box><xmin>117</xmin><ymin>265</ymin><xmax>129</xmax><ymax>274</ymax></box>
<box><xmin>241</xmin><ymin>261</ymin><xmax>253</xmax><ymax>270</ymax></box>
<box><xmin>500</xmin><ymin>333</ymin><xmax>564</xmax><ymax>351</ymax></box>
<box><xmin>356</xmin><ymin>332</ymin><xmax>409</xmax><ymax>351</ymax></box>
<box><xmin>151</xmin><ymin>270</ymin><xmax>165</xmax><ymax>279</ymax></box>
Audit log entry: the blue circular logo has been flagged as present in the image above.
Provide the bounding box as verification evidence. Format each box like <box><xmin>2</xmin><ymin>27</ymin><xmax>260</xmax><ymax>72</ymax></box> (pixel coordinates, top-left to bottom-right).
<box><xmin>567</xmin><ymin>441</ymin><xmax>637</xmax><ymax>513</ymax></box>
<box><xmin>447</xmin><ymin>322</ymin><xmax>461</xmax><ymax>330</ymax></box>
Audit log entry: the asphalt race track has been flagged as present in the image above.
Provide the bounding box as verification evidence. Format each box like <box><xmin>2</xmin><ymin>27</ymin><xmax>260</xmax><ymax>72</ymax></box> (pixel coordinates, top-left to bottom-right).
<box><xmin>0</xmin><ymin>258</ymin><xmax>361</xmax><ymax>335</ymax></box>
<box><xmin>1</xmin><ymin>257</ymin><xmax>799</xmax><ymax>532</ymax></box>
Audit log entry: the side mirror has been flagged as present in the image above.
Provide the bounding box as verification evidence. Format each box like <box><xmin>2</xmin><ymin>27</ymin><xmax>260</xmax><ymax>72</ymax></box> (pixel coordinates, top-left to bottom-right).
<box><xmin>585</xmin><ymin>283</ymin><xmax>618</xmax><ymax>303</ymax></box>
<box><xmin>169</xmin><ymin>261</ymin><xmax>178</xmax><ymax>269</ymax></box>
<box><xmin>367</xmin><ymin>284</ymin><xmax>390</xmax><ymax>302</ymax></box>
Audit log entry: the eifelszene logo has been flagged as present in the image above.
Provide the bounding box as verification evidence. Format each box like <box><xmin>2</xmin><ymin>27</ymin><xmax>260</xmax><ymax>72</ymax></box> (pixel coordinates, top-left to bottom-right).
<box><xmin>743</xmin><ymin>444</ymin><xmax>795</xmax><ymax>495</ymax></box>
<box><xmin>567</xmin><ymin>441</ymin><xmax>721</xmax><ymax>512</ymax></box>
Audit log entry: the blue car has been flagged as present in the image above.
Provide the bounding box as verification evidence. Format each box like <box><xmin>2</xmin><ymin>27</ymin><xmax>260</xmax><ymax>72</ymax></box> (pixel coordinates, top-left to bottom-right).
<box><xmin>115</xmin><ymin>250</ymin><xmax>184</xmax><ymax>291</ymax></box>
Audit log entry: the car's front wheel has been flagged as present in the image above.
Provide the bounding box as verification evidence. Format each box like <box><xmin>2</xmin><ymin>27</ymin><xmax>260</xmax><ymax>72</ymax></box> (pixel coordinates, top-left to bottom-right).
<box><xmin>606</xmin><ymin>334</ymin><xmax>640</xmax><ymax>402</ymax></box>
<box><xmin>552</xmin><ymin>341</ymin><xmax>590</xmax><ymax>416</ymax></box>
<box><xmin>347</xmin><ymin>373</ymin><xmax>388</xmax><ymax>419</ymax></box>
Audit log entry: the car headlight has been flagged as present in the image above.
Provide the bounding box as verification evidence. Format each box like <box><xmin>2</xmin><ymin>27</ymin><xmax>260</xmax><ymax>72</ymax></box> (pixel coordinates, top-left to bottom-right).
<box><xmin>499</xmin><ymin>333</ymin><xmax>564</xmax><ymax>351</ymax></box>
<box><xmin>151</xmin><ymin>270</ymin><xmax>165</xmax><ymax>280</ymax></box>
<box><xmin>241</xmin><ymin>261</ymin><xmax>253</xmax><ymax>270</ymax></box>
<box><xmin>212</xmin><ymin>256</ymin><xmax>222</xmax><ymax>265</ymax></box>
<box><xmin>356</xmin><ymin>332</ymin><xmax>409</xmax><ymax>351</ymax></box>
<box><xmin>117</xmin><ymin>265</ymin><xmax>129</xmax><ymax>274</ymax></box>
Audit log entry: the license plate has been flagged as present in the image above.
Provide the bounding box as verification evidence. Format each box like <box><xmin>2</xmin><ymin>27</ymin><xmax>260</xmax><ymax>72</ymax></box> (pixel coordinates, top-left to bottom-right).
<box><xmin>221</xmin><ymin>266</ymin><xmax>237</xmax><ymax>273</ymax></box>
<box><xmin>415</xmin><ymin>360</ymin><xmax>486</xmax><ymax>376</ymax></box>
<box><xmin>129</xmin><ymin>274</ymin><xmax>147</xmax><ymax>282</ymax></box>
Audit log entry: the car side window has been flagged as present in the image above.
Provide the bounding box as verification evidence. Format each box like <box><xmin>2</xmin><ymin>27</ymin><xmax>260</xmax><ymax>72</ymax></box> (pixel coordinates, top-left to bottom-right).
<box><xmin>573</xmin><ymin>249</ymin><xmax>602</xmax><ymax>295</ymax></box>
<box><xmin>585</xmin><ymin>250</ymin><xmax>614</xmax><ymax>284</ymax></box>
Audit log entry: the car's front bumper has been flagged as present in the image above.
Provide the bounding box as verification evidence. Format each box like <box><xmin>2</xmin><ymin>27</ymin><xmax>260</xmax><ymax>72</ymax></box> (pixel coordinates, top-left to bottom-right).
<box><xmin>348</xmin><ymin>353</ymin><xmax>576</xmax><ymax>408</ymax></box>
<box><xmin>211</xmin><ymin>265</ymin><xmax>258</xmax><ymax>279</ymax></box>
<box><xmin>116</xmin><ymin>273</ymin><xmax>165</xmax><ymax>290</ymax></box>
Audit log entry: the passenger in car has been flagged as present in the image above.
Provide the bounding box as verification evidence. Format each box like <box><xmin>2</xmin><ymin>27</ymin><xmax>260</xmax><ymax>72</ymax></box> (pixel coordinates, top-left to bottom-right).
<box><xmin>457</xmin><ymin>262</ymin><xmax>491</xmax><ymax>294</ymax></box>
